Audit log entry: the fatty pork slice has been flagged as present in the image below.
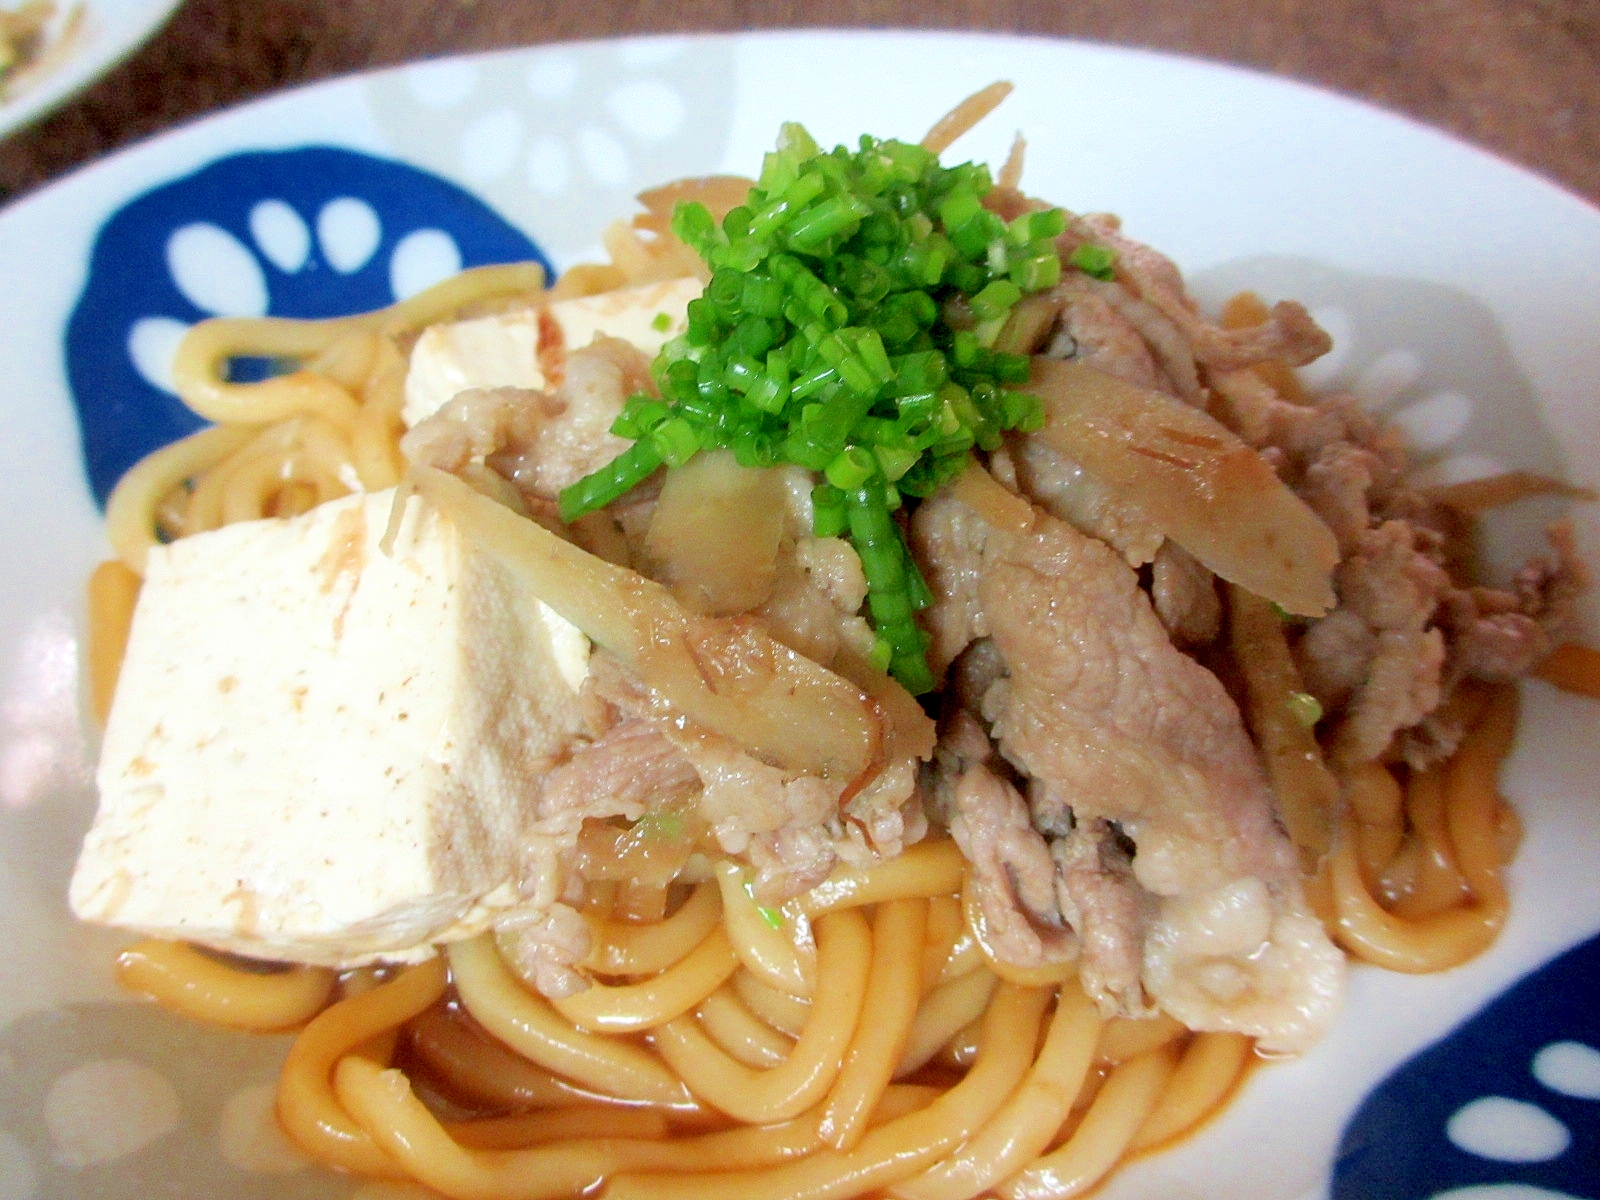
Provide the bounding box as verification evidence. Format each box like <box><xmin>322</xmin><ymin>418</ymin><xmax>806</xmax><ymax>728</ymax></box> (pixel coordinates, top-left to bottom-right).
<box><xmin>975</xmin><ymin>507</ymin><xmax>1343</xmax><ymax>1054</ymax></box>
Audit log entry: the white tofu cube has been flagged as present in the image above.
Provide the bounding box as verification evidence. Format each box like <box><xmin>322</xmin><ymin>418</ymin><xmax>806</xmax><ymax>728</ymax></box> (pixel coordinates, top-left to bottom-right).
<box><xmin>403</xmin><ymin>276</ymin><xmax>701</xmax><ymax>428</ymax></box>
<box><xmin>71</xmin><ymin>487</ymin><xmax>591</xmax><ymax>966</ymax></box>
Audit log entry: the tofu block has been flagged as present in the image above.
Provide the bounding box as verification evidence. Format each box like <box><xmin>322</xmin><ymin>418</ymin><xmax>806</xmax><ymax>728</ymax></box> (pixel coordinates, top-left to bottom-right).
<box><xmin>71</xmin><ymin>487</ymin><xmax>591</xmax><ymax>966</ymax></box>
<box><xmin>403</xmin><ymin>276</ymin><xmax>700</xmax><ymax>428</ymax></box>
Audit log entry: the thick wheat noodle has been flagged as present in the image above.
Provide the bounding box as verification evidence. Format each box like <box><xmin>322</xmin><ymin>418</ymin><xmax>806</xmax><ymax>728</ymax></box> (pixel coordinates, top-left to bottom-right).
<box><xmin>1093</xmin><ymin>1011</ymin><xmax>1186</xmax><ymax>1067</ymax></box>
<box><xmin>895</xmin><ymin>966</ymin><xmax>1000</xmax><ymax>1078</ymax></box>
<box><xmin>170</xmin><ymin>263</ymin><xmax>545</xmax><ymax>428</ymax></box>
<box><xmin>935</xmin><ymin>920</ymin><xmax>984</xmax><ymax>985</ymax></box>
<box><xmin>335</xmin><ymin>1057</ymin><xmax>699</xmax><ymax>1200</ymax></box>
<box><xmin>86</xmin><ymin>559</ymin><xmax>141</xmax><ymax>723</ymax></box>
<box><xmin>336</xmin><ymin>1058</ymin><xmax>950</xmax><ymax>1200</ymax></box>
<box><xmin>1328</xmin><ymin>825</ymin><xmax>1502</xmax><ymax>972</ymax></box>
<box><xmin>801</xmin><ymin>839</ymin><xmax>967</xmax><ymax>915</ymax></box>
<box><xmin>210</xmin><ymin>416</ymin><xmax>355</xmax><ymax>526</ymax></box>
<box><xmin>348</xmin><ymin>338</ymin><xmax>410</xmax><ymax>490</ymax></box>
<box><xmin>818</xmin><ymin>898</ymin><xmax>928</xmax><ymax>1150</ymax></box>
<box><xmin>177</xmin><ymin>414</ymin><xmax>349</xmax><ymax>532</ymax></box>
<box><xmin>446</xmin><ymin>935</ymin><xmax>695</xmax><ymax>1109</ymax></box>
<box><xmin>581</xmin><ymin>883</ymin><xmax>722</xmax><ymax>975</ymax></box>
<box><xmin>960</xmin><ymin>872</ymin><xmax>1078</xmax><ymax>987</ymax></box>
<box><xmin>404</xmin><ymin>1005</ymin><xmax>614</xmax><ymax>1112</ymax></box>
<box><xmin>103</xmin><ymin>423</ymin><xmax>259</xmax><ymax>572</ymax></box>
<box><xmin>714</xmin><ymin>860</ymin><xmax>815</xmax><ymax>996</ymax></box>
<box><xmin>443</xmin><ymin>1106</ymin><xmax>672</xmax><ymax>1150</ymax></box>
<box><xmin>114</xmin><ymin>938</ymin><xmax>335</xmax><ymax>1030</ymax></box>
<box><xmin>694</xmin><ymin>985</ymin><xmax>794</xmax><ymax>1068</ymax></box>
<box><xmin>1385</xmin><ymin>768</ymin><xmax>1471</xmax><ymax>919</ymax></box>
<box><xmin>1535</xmin><ymin>641</ymin><xmax>1600</xmax><ymax>697</ymax></box>
<box><xmin>1342</xmin><ymin>760</ymin><xmax>1406</xmax><ymax>892</ymax></box>
<box><xmin>604</xmin><ymin>983</ymin><xmax>1052</xmax><ymax>1200</ymax></box>
<box><xmin>890</xmin><ymin>983</ymin><xmax>1102</xmax><ymax>1200</ymax></box>
<box><xmin>997</xmin><ymin>1044</ymin><xmax>1180</xmax><ymax>1200</ymax></box>
<box><xmin>1444</xmin><ymin>687</ymin><xmax>1519</xmax><ymax>899</ymax></box>
<box><xmin>732</xmin><ymin>969</ymin><xmax>812</xmax><ymax>1038</ymax></box>
<box><xmin>920</xmin><ymin>82</ymin><xmax>1015</xmax><ymax>155</ymax></box>
<box><xmin>549</xmin><ymin>924</ymin><xmax>740</xmax><ymax>1033</ymax></box>
<box><xmin>1328</xmin><ymin>687</ymin><xmax>1515</xmax><ymax>971</ymax></box>
<box><xmin>653</xmin><ymin>908</ymin><xmax>872</xmax><ymax>1124</ymax></box>
<box><xmin>1127</xmin><ymin>1032</ymin><xmax>1253</xmax><ymax>1154</ymax></box>
<box><xmin>305</xmin><ymin>327</ymin><xmax>381</xmax><ymax>388</ymax></box>
<box><xmin>919</xmin><ymin>895</ymin><xmax>966</xmax><ymax>989</ymax></box>
<box><xmin>276</xmin><ymin>958</ymin><xmax>446</xmax><ymax>1178</ymax></box>
<box><xmin>941</xmin><ymin>1018</ymin><xmax>988</xmax><ymax>1072</ymax></box>
<box><xmin>173</xmin><ymin>329</ymin><xmax>364</xmax><ymax>428</ymax></box>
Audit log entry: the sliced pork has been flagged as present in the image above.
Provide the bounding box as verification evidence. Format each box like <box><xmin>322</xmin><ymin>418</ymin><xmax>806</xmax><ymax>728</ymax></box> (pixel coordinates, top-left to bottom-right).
<box><xmin>915</xmin><ymin>493</ymin><xmax>1344</xmax><ymax>1052</ymax></box>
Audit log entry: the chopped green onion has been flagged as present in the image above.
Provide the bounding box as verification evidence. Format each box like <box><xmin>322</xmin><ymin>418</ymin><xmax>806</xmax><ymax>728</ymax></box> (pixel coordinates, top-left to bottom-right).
<box><xmin>650</xmin><ymin>417</ymin><xmax>702</xmax><ymax>468</ymax></box>
<box><xmin>1288</xmin><ymin>691</ymin><xmax>1325</xmax><ymax>727</ymax></box>
<box><xmin>1068</xmin><ymin>242</ymin><xmax>1116</xmax><ymax>281</ymax></box>
<box><xmin>825</xmin><ymin>446</ymin><xmax>877</xmax><ymax>491</ymax></box>
<box><xmin>811</xmin><ymin>483</ymin><xmax>847</xmax><ymax>538</ymax></box>
<box><xmin>559</xmin><ymin>121</ymin><xmax>1070</xmax><ymax>692</ymax></box>
<box><xmin>558</xmin><ymin>439</ymin><xmax>662</xmax><ymax>524</ymax></box>
<box><xmin>741</xmin><ymin>874</ymin><xmax>786</xmax><ymax>929</ymax></box>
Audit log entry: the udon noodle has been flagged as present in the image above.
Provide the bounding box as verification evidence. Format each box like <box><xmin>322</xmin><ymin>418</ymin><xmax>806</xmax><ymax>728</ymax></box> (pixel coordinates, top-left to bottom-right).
<box><xmin>79</xmin><ymin>94</ymin><xmax>1592</xmax><ymax>1200</ymax></box>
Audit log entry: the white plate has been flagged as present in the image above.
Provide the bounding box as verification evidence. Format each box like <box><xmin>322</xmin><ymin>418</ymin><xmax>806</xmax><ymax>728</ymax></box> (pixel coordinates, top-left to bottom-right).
<box><xmin>0</xmin><ymin>0</ymin><xmax>184</xmax><ymax>139</ymax></box>
<box><xmin>2</xmin><ymin>30</ymin><xmax>1599</xmax><ymax>1200</ymax></box>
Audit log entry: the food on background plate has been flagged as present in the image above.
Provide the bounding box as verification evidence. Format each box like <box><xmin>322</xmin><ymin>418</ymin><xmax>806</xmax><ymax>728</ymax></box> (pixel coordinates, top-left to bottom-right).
<box><xmin>70</xmin><ymin>86</ymin><xmax>1590</xmax><ymax>1198</ymax></box>
<box><xmin>0</xmin><ymin>2</ymin><xmax>78</xmax><ymax>101</ymax></box>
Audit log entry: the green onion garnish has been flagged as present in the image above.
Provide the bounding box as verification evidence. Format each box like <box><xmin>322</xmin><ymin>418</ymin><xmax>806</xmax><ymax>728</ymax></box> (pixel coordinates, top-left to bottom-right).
<box><xmin>1068</xmin><ymin>242</ymin><xmax>1116</xmax><ymax>281</ymax></box>
<box><xmin>558</xmin><ymin>123</ymin><xmax>1069</xmax><ymax>693</ymax></box>
<box><xmin>1288</xmin><ymin>691</ymin><xmax>1324</xmax><ymax>728</ymax></box>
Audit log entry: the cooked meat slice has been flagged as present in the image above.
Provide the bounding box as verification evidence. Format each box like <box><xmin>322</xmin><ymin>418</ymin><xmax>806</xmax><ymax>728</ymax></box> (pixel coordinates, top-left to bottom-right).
<box><xmin>1335</xmin><ymin>627</ymin><xmax>1446</xmax><ymax>765</ymax></box>
<box><xmin>493</xmin><ymin>903</ymin><xmax>593</xmax><ymax>1000</ymax></box>
<box><xmin>908</xmin><ymin>491</ymin><xmax>991</xmax><ymax>674</ymax></box>
<box><xmin>1296</xmin><ymin>607</ymin><xmax>1375</xmax><ymax>711</ymax></box>
<box><xmin>1053</xmin><ymin>817</ymin><xmax>1149</xmax><ymax>1015</ymax></box>
<box><xmin>1311</xmin><ymin>521</ymin><xmax>1451</xmax><ymax>766</ymax></box>
<box><xmin>947</xmin><ymin>762</ymin><xmax>1077</xmax><ymax>970</ymax></box>
<box><xmin>946</xmin><ymin>637</ymin><xmax>1008</xmax><ymax>721</ymax></box>
<box><xmin>1515</xmin><ymin>520</ymin><xmax>1587</xmax><ymax>632</ymax></box>
<box><xmin>584</xmin><ymin>652</ymin><xmax>921</xmax><ymax>902</ymax></box>
<box><xmin>755</xmin><ymin>537</ymin><xmax>875</xmax><ymax>671</ymax></box>
<box><xmin>1048</xmin><ymin>277</ymin><xmax>1203</xmax><ymax>403</ymax></box>
<box><xmin>402</xmin><ymin>337</ymin><xmax>650</xmax><ymax>503</ymax></box>
<box><xmin>1070</xmin><ymin>213</ymin><xmax>1331</xmax><ymax>370</ymax></box>
<box><xmin>975</xmin><ymin>510</ymin><xmax>1343</xmax><ymax>1052</ymax></box>
<box><xmin>1151</xmin><ymin>541</ymin><xmax>1222</xmax><ymax>647</ymax></box>
<box><xmin>1300</xmin><ymin>442</ymin><xmax>1383</xmax><ymax>548</ymax></box>
<box><xmin>498</xmin><ymin>719</ymin><xmax>703</xmax><ymax>997</ymax></box>
<box><xmin>490</xmin><ymin>336</ymin><xmax>652</xmax><ymax>499</ymax></box>
<box><xmin>979</xmin><ymin>514</ymin><xmax>1296</xmax><ymax>894</ymax></box>
<box><xmin>1000</xmin><ymin>435</ymin><xmax>1164</xmax><ymax>567</ymax></box>
<box><xmin>1046</xmin><ymin>280</ymin><xmax>1165</xmax><ymax>393</ymax></box>
<box><xmin>1142</xmin><ymin>876</ymin><xmax>1344</xmax><ymax>1057</ymax></box>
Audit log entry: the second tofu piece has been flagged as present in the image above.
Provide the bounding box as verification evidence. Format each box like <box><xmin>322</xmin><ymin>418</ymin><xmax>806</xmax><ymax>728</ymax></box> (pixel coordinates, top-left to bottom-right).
<box><xmin>403</xmin><ymin>276</ymin><xmax>700</xmax><ymax>428</ymax></box>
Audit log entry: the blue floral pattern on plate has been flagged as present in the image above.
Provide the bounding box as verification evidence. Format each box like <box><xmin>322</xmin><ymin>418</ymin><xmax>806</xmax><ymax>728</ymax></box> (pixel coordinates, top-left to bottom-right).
<box><xmin>65</xmin><ymin>146</ymin><xmax>549</xmax><ymax>505</ymax></box>
<box><xmin>1334</xmin><ymin>932</ymin><xmax>1600</xmax><ymax>1198</ymax></box>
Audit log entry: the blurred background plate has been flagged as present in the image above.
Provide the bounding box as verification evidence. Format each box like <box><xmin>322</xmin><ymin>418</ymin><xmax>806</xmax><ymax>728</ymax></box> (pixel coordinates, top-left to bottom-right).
<box><xmin>0</xmin><ymin>30</ymin><xmax>1598</xmax><ymax>1199</ymax></box>
<box><xmin>0</xmin><ymin>0</ymin><xmax>185</xmax><ymax>140</ymax></box>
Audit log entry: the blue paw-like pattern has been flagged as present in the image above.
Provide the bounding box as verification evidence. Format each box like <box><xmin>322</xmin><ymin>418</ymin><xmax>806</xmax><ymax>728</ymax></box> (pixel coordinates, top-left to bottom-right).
<box><xmin>66</xmin><ymin>146</ymin><xmax>550</xmax><ymax>505</ymax></box>
<box><xmin>1334</xmin><ymin>932</ymin><xmax>1600</xmax><ymax>1198</ymax></box>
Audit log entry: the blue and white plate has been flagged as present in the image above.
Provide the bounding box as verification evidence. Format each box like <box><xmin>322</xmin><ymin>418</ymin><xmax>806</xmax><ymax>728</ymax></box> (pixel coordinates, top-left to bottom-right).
<box><xmin>0</xmin><ymin>31</ymin><xmax>1597</xmax><ymax>1199</ymax></box>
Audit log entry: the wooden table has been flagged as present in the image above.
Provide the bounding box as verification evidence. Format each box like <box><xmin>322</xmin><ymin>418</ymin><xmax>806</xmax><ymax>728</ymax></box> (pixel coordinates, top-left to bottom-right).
<box><xmin>1</xmin><ymin>0</ymin><xmax>1596</xmax><ymax>208</ymax></box>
